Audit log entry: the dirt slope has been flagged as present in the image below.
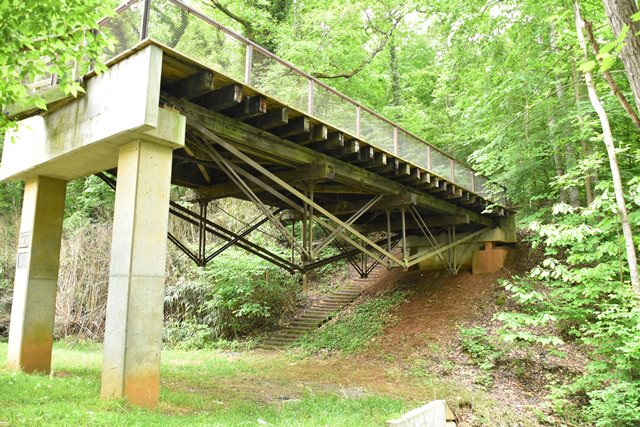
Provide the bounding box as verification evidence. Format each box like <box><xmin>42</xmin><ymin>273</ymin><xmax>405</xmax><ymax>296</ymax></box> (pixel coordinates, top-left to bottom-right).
<box><xmin>372</xmin><ymin>248</ymin><xmax>526</xmax><ymax>354</ymax></box>
<box><xmin>258</xmin><ymin>245</ymin><xmax>581</xmax><ymax>425</ymax></box>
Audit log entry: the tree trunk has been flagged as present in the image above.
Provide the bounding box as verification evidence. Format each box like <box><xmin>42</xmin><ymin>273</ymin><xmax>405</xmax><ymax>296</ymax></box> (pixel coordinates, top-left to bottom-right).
<box><xmin>576</xmin><ymin>0</ymin><xmax>640</xmax><ymax>298</ymax></box>
<box><xmin>602</xmin><ymin>0</ymin><xmax>640</xmax><ymax>112</ymax></box>
<box><xmin>390</xmin><ymin>36</ymin><xmax>401</xmax><ymax>106</ymax></box>
<box><xmin>571</xmin><ymin>62</ymin><xmax>595</xmax><ymax>205</ymax></box>
<box><xmin>551</xmin><ymin>23</ymin><xmax>581</xmax><ymax>206</ymax></box>
<box><xmin>549</xmin><ymin>117</ymin><xmax>570</xmax><ymax>205</ymax></box>
<box><xmin>565</xmin><ymin>144</ymin><xmax>582</xmax><ymax>207</ymax></box>
<box><xmin>584</xmin><ymin>19</ymin><xmax>640</xmax><ymax>129</ymax></box>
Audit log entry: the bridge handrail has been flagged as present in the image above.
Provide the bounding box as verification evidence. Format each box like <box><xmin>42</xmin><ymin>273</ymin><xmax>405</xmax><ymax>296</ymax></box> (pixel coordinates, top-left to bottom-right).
<box><xmin>100</xmin><ymin>0</ymin><xmax>506</xmax><ymax>205</ymax></box>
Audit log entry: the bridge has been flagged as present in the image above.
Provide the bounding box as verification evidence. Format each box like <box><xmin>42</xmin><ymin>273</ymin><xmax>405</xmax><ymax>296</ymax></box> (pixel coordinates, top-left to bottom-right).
<box><xmin>1</xmin><ymin>0</ymin><xmax>515</xmax><ymax>408</ymax></box>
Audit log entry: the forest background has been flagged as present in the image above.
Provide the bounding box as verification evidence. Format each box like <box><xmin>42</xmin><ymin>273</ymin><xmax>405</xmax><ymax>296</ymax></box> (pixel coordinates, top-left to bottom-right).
<box><xmin>1</xmin><ymin>0</ymin><xmax>640</xmax><ymax>425</ymax></box>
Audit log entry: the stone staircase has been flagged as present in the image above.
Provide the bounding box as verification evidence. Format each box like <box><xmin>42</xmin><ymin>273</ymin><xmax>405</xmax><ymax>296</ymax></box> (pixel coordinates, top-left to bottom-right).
<box><xmin>261</xmin><ymin>264</ymin><xmax>388</xmax><ymax>349</ymax></box>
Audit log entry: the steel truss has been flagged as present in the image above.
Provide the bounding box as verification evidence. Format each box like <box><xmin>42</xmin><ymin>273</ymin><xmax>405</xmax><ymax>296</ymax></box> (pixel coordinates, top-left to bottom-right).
<box><xmin>94</xmin><ymin>122</ymin><xmax>489</xmax><ymax>276</ymax></box>
<box><xmin>185</xmin><ymin>121</ymin><xmax>490</xmax><ymax>272</ymax></box>
<box><xmin>97</xmin><ymin>171</ymin><xmax>399</xmax><ymax>275</ymax></box>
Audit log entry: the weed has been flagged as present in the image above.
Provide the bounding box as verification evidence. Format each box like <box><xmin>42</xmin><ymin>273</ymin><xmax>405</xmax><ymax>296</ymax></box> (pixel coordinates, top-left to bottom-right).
<box><xmin>441</xmin><ymin>360</ymin><xmax>455</xmax><ymax>376</ymax></box>
<box><xmin>296</xmin><ymin>291</ymin><xmax>405</xmax><ymax>354</ymax></box>
<box><xmin>458</xmin><ymin>326</ymin><xmax>504</xmax><ymax>389</ymax></box>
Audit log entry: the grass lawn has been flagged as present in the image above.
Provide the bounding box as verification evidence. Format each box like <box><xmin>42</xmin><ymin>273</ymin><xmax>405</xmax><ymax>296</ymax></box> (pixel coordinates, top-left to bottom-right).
<box><xmin>0</xmin><ymin>341</ymin><xmax>408</xmax><ymax>426</ymax></box>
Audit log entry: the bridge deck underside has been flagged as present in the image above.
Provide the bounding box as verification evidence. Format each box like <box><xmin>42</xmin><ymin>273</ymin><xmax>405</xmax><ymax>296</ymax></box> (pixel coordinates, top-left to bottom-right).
<box><xmin>106</xmin><ymin>42</ymin><xmax>508</xmax><ymax>235</ymax></box>
<box><xmin>97</xmin><ymin>42</ymin><xmax>510</xmax><ymax>275</ymax></box>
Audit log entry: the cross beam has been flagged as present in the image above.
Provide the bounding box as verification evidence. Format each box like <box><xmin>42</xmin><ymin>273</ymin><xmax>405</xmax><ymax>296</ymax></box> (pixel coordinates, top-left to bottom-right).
<box><xmin>162</xmin><ymin>93</ymin><xmax>496</xmax><ymax>228</ymax></box>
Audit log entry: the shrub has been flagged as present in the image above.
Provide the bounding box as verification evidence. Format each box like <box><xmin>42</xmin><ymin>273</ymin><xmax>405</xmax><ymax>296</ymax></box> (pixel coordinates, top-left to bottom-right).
<box><xmin>164</xmin><ymin>247</ymin><xmax>299</xmax><ymax>345</ymax></box>
<box><xmin>498</xmin><ymin>180</ymin><xmax>640</xmax><ymax>425</ymax></box>
<box><xmin>0</xmin><ymin>213</ymin><xmax>19</xmax><ymax>338</ymax></box>
<box><xmin>163</xmin><ymin>319</ymin><xmax>214</xmax><ymax>350</ymax></box>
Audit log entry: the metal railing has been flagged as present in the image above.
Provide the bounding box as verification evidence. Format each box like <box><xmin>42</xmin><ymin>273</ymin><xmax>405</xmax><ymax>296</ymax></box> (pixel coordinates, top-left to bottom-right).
<box><xmin>100</xmin><ymin>0</ymin><xmax>505</xmax><ymax>205</ymax></box>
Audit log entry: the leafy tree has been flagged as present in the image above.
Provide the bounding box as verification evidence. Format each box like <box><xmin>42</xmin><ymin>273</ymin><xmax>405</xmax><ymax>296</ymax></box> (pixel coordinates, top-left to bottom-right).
<box><xmin>498</xmin><ymin>179</ymin><xmax>640</xmax><ymax>425</ymax></box>
<box><xmin>602</xmin><ymin>0</ymin><xmax>640</xmax><ymax>112</ymax></box>
<box><xmin>575</xmin><ymin>0</ymin><xmax>640</xmax><ymax>296</ymax></box>
<box><xmin>0</xmin><ymin>0</ymin><xmax>115</xmax><ymax>132</ymax></box>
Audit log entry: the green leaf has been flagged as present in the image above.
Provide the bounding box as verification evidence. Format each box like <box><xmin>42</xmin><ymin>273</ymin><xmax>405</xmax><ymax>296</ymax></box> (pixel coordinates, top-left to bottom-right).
<box><xmin>600</xmin><ymin>40</ymin><xmax>618</xmax><ymax>55</ymax></box>
<box><xmin>578</xmin><ymin>60</ymin><xmax>596</xmax><ymax>72</ymax></box>
<box><xmin>33</xmin><ymin>97</ymin><xmax>47</xmax><ymax>110</ymax></box>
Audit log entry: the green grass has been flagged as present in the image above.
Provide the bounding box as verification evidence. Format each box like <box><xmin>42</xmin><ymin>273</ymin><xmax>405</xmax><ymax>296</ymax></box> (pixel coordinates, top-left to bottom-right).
<box><xmin>296</xmin><ymin>291</ymin><xmax>405</xmax><ymax>353</ymax></box>
<box><xmin>0</xmin><ymin>342</ymin><xmax>407</xmax><ymax>426</ymax></box>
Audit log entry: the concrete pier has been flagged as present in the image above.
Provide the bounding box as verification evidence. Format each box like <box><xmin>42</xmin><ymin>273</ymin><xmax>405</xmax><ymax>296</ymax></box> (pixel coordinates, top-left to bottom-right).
<box><xmin>1</xmin><ymin>45</ymin><xmax>185</xmax><ymax>407</ymax></box>
<box><xmin>7</xmin><ymin>176</ymin><xmax>67</xmax><ymax>373</ymax></box>
<box><xmin>100</xmin><ymin>140</ymin><xmax>174</xmax><ymax>407</ymax></box>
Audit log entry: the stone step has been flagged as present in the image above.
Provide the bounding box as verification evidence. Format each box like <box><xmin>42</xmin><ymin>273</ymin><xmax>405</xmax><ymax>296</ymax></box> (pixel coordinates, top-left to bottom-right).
<box><xmin>323</xmin><ymin>298</ymin><xmax>354</xmax><ymax>303</ymax></box>
<box><xmin>291</xmin><ymin>317</ymin><xmax>325</xmax><ymax>322</ymax></box>
<box><xmin>283</xmin><ymin>326</ymin><xmax>314</xmax><ymax>332</ymax></box>
<box><xmin>305</xmin><ymin>308</ymin><xmax>336</xmax><ymax>316</ymax></box>
<box><xmin>265</xmin><ymin>335</ymin><xmax>298</xmax><ymax>341</ymax></box>
<box><xmin>272</xmin><ymin>333</ymin><xmax>305</xmax><ymax>340</ymax></box>
<box><xmin>298</xmin><ymin>316</ymin><xmax>329</xmax><ymax>322</ymax></box>
<box><xmin>277</xmin><ymin>327</ymin><xmax>308</xmax><ymax>333</ymax></box>
<box><xmin>290</xmin><ymin>320</ymin><xmax>324</xmax><ymax>327</ymax></box>
<box><xmin>304</xmin><ymin>311</ymin><xmax>334</xmax><ymax>317</ymax></box>
<box><xmin>261</xmin><ymin>268</ymin><xmax>389</xmax><ymax>349</ymax></box>
<box><xmin>265</xmin><ymin>342</ymin><xmax>295</xmax><ymax>347</ymax></box>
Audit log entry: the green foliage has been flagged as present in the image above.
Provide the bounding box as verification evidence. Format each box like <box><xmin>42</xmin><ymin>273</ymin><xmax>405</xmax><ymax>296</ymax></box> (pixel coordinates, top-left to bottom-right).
<box><xmin>498</xmin><ymin>178</ymin><xmax>640</xmax><ymax>425</ymax></box>
<box><xmin>0</xmin><ymin>0</ymin><xmax>115</xmax><ymax>132</ymax></box>
<box><xmin>163</xmin><ymin>319</ymin><xmax>214</xmax><ymax>350</ymax></box>
<box><xmin>296</xmin><ymin>290</ymin><xmax>405</xmax><ymax>353</ymax></box>
<box><xmin>164</xmin><ymin>247</ymin><xmax>299</xmax><ymax>345</ymax></box>
<box><xmin>200</xmin><ymin>247</ymin><xmax>298</xmax><ymax>335</ymax></box>
<box><xmin>64</xmin><ymin>176</ymin><xmax>115</xmax><ymax>228</ymax></box>
<box><xmin>458</xmin><ymin>326</ymin><xmax>504</xmax><ymax>388</ymax></box>
<box><xmin>0</xmin><ymin>182</ymin><xmax>22</xmax><ymax>214</ymax></box>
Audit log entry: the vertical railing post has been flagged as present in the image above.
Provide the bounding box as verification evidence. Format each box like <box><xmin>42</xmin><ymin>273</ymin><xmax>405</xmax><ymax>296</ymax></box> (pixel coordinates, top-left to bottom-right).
<box><xmin>450</xmin><ymin>159</ymin><xmax>455</xmax><ymax>182</ymax></box>
<box><xmin>140</xmin><ymin>0</ymin><xmax>152</xmax><ymax>40</ymax></box>
<box><xmin>244</xmin><ymin>44</ymin><xmax>253</xmax><ymax>85</ymax></box>
<box><xmin>393</xmin><ymin>127</ymin><xmax>399</xmax><ymax>156</ymax></box>
<box><xmin>356</xmin><ymin>106</ymin><xmax>361</xmax><ymax>138</ymax></box>
<box><xmin>307</xmin><ymin>79</ymin><xmax>314</xmax><ymax>116</ymax></box>
<box><xmin>471</xmin><ymin>173</ymin><xmax>476</xmax><ymax>193</ymax></box>
<box><xmin>426</xmin><ymin>145</ymin><xmax>431</xmax><ymax>171</ymax></box>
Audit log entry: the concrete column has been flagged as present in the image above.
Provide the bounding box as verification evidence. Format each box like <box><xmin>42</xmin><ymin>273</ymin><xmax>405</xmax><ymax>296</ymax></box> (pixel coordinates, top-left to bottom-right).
<box><xmin>7</xmin><ymin>176</ymin><xmax>67</xmax><ymax>373</ymax></box>
<box><xmin>101</xmin><ymin>140</ymin><xmax>173</xmax><ymax>408</ymax></box>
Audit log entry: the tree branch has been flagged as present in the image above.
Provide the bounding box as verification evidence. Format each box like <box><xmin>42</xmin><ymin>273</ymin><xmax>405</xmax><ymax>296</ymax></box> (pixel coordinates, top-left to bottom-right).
<box><xmin>312</xmin><ymin>15</ymin><xmax>403</xmax><ymax>80</ymax></box>
<box><xmin>207</xmin><ymin>0</ymin><xmax>255</xmax><ymax>39</ymax></box>
<box><xmin>584</xmin><ymin>19</ymin><xmax>640</xmax><ymax>130</ymax></box>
